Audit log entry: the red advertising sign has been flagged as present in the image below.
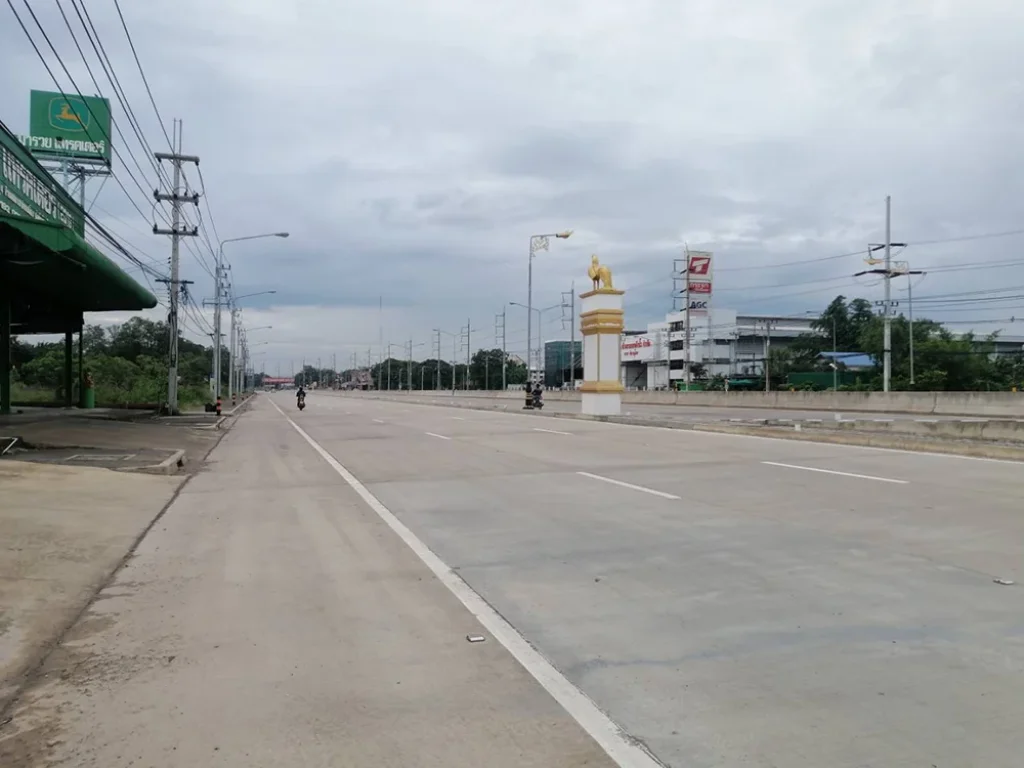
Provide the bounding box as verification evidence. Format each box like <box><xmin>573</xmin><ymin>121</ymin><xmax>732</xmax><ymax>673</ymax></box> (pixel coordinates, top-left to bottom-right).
<box><xmin>688</xmin><ymin>253</ymin><xmax>712</xmax><ymax>276</ymax></box>
<box><xmin>686</xmin><ymin>250</ymin><xmax>713</xmax><ymax>304</ymax></box>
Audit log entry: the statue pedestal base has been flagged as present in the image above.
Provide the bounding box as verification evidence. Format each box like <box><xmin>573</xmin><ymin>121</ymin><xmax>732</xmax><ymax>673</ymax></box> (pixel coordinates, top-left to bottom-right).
<box><xmin>579</xmin><ymin>287</ymin><xmax>624</xmax><ymax>417</ymax></box>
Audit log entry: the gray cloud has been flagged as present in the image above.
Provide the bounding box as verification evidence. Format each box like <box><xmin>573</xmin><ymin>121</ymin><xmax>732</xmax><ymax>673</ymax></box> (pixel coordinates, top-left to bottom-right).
<box><xmin>4</xmin><ymin>0</ymin><xmax>1024</xmax><ymax>369</ymax></box>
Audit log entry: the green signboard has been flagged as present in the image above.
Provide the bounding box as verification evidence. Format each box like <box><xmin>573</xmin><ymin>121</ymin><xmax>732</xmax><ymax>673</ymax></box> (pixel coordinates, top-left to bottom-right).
<box><xmin>19</xmin><ymin>90</ymin><xmax>112</xmax><ymax>164</ymax></box>
<box><xmin>1</xmin><ymin>126</ymin><xmax>85</xmax><ymax>233</ymax></box>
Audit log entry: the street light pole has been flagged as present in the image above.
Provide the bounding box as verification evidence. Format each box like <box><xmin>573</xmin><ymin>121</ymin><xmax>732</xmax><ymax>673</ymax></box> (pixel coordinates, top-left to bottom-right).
<box><xmin>527</xmin><ymin>230</ymin><xmax>572</xmax><ymax>385</ymax></box>
<box><xmin>213</xmin><ymin>232</ymin><xmax>288</xmax><ymax>401</ymax></box>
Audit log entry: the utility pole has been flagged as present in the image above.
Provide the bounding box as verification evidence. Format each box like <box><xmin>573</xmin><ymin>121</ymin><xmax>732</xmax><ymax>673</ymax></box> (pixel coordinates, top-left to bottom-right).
<box><xmin>762</xmin><ymin>319</ymin><xmax>778</xmax><ymax>392</ymax></box>
<box><xmin>495</xmin><ymin>311</ymin><xmax>507</xmax><ymax>391</ymax></box>
<box><xmin>561</xmin><ymin>284</ymin><xmax>577</xmax><ymax>388</ymax></box>
<box><xmin>433</xmin><ymin>329</ymin><xmax>442</xmax><ymax>390</ymax></box>
<box><xmin>407</xmin><ymin>340</ymin><xmax>413</xmax><ymax>391</ymax></box>
<box><xmin>856</xmin><ymin>202</ymin><xmax>912</xmax><ymax>391</ymax></box>
<box><xmin>153</xmin><ymin>120</ymin><xmax>199</xmax><ymax>414</ymax></box>
<box><xmin>460</xmin><ymin>320</ymin><xmax>471</xmax><ymax>390</ymax></box>
<box><xmin>882</xmin><ymin>196</ymin><xmax>892</xmax><ymax>392</ymax></box>
<box><xmin>569</xmin><ymin>281</ymin><xmax>576</xmax><ymax>389</ymax></box>
<box><xmin>683</xmin><ymin>247</ymin><xmax>692</xmax><ymax>391</ymax></box>
<box><xmin>227</xmin><ymin>306</ymin><xmax>238</xmax><ymax>402</ymax></box>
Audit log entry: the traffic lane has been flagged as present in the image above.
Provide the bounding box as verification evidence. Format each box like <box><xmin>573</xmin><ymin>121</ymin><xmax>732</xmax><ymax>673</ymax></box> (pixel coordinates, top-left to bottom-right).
<box><xmin>332</xmin><ymin>393</ymin><xmax>1024</xmax><ymax>495</ymax></box>
<box><xmin>344</xmin><ymin>422</ymin><xmax>1024</xmax><ymax>767</ymax></box>
<box><xmin>0</xmin><ymin>397</ymin><xmax>618</xmax><ymax>768</ymax></box>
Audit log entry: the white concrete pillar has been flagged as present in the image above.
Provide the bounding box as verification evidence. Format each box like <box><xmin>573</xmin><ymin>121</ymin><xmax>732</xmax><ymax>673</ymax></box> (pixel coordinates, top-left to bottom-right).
<box><xmin>580</xmin><ymin>285</ymin><xmax>625</xmax><ymax>415</ymax></box>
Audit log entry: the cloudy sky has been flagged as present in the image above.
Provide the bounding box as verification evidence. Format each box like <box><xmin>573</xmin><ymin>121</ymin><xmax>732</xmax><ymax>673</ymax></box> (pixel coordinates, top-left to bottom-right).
<box><xmin>4</xmin><ymin>0</ymin><xmax>1024</xmax><ymax>372</ymax></box>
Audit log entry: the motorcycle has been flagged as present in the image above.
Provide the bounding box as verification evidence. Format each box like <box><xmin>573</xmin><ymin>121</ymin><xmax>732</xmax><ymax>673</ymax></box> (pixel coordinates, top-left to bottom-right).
<box><xmin>297</xmin><ymin>393</ymin><xmax>306</xmax><ymax>411</ymax></box>
<box><xmin>532</xmin><ymin>390</ymin><xmax>543</xmax><ymax>410</ymax></box>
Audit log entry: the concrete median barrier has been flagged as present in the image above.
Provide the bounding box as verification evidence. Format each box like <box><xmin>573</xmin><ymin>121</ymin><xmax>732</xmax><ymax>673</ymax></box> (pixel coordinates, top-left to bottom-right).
<box><xmin>384</xmin><ymin>389</ymin><xmax>1024</xmax><ymax>418</ymax></box>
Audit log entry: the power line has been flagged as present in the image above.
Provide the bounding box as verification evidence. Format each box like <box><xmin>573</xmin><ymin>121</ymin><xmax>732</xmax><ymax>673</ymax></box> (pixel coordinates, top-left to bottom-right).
<box><xmin>58</xmin><ymin>0</ymin><xmax>171</xmax><ymax>193</ymax></box>
<box><xmin>111</xmin><ymin>0</ymin><xmax>173</xmax><ymax>151</ymax></box>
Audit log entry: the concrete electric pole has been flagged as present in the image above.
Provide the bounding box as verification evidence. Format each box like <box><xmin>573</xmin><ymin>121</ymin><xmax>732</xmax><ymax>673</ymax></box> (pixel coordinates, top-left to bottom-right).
<box><xmin>153</xmin><ymin>119</ymin><xmax>199</xmax><ymax>415</ymax></box>
<box><xmin>495</xmin><ymin>310</ymin><xmax>506</xmax><ymax>391</ymax></box>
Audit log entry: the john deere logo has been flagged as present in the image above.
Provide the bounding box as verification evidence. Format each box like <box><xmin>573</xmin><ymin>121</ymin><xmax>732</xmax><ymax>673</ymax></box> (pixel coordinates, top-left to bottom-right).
<box><xmin>48</xmin><ymin>97</ymin><xmax>89</xmax><ymax>133</ymax></box>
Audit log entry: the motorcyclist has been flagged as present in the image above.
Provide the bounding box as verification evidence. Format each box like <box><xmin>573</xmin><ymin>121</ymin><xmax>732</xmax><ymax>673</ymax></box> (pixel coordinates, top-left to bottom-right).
<box><xmin>296</xmin><ymin>385</ymin><xmax>306</xmax><ymax>405</ymax></box>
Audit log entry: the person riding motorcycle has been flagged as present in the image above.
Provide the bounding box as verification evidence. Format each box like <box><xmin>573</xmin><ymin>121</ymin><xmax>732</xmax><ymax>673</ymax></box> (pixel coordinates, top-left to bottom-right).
<box><xmin>296</xmin><ymin>385</ymin><xmax>306</xmax><ymax>406</ymax></box>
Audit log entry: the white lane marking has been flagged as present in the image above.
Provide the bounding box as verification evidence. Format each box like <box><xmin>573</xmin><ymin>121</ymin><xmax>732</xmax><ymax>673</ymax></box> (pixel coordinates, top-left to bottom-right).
<box><xmin>268</xmin><ymin>400</ymin><xmax>661</xmax><ymax>768</ymax></box>
<box><xmin>425</xmin><ymin>432</ymin><xmax>451</xmax><ymax>440</ymax></box>
<box><xmin>452</xmin><ymin>416</ymin><xmax>465</xmax><ymax>420</ymax></box>
<box><xmin>762</xmin><ymin>461</ymin><xmax>908</xmax><ymax>484</ymax></box>
<box><xmin>534</xmin><ymin>428</ymin><xmax>572</xmax><ymax>435</ymax></box>
<box><xmin>576</xmin><ymin>471</ymin><xmax>680</xmax><ymax>499</ymax></box>
<box><xmin>372</xmin><ymin>418</ymin><xmax>385</xmax><ymax>423</ymax></box>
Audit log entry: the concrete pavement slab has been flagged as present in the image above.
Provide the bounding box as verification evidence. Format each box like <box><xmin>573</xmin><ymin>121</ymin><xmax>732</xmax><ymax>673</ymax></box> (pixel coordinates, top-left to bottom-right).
<box><xmin>307</xmin><ymin>393</ymin><xmax>1024</xmax><ymax>767</ymax></box>
<box><xmin>0</xmin><ymin>398</ymin><xmax>619</xmax><ymax>768</ymax></box>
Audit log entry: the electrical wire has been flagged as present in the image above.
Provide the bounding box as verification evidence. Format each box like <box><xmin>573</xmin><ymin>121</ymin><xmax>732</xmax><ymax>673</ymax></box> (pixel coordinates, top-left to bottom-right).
<box><xmin>57</xmin><ymin>0</ymin><xmax>172</xmax><ymax>195</ymax></box>
<box><xmin>111</xmin><ymin>0</ymin><xmax>173</xmax><ymax>151</ymax></box>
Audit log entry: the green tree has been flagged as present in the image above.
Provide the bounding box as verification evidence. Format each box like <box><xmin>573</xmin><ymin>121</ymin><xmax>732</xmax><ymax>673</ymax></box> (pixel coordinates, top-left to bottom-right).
<box><xmin>469</xmin><ymin>349</ymin><xmax>509</xmax><ymax>390</ymax></box>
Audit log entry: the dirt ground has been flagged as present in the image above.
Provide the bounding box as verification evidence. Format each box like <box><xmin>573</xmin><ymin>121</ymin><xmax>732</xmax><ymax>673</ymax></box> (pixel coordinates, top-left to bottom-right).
<box><xmin>0</xmin><ymin>461</ymin><xmax>185</xmax><ymax>713</ymax></box>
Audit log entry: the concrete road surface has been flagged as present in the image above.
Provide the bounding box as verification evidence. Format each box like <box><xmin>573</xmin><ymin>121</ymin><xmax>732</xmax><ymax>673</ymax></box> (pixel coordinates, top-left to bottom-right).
<box><xmin>5</xmin><ymin>391</ymin><xmax>1023</xmax><ymax>767</ymax></box>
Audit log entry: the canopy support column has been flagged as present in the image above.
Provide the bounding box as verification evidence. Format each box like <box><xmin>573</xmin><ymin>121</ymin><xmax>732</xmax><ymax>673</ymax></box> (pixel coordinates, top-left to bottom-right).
<box><xmin>64</xmin><ymin>328</ymin><xmax>74</xmax><ymax>408</ymax></box>
<box><xmin>78</xmin><ymin>328</ymin><xmax>84</xmax><ymax>407</ymax></box>
<box><xmin>0</xmin><ymin>295</ymin><xmax>10</xmax><ymax>416</ymax></box>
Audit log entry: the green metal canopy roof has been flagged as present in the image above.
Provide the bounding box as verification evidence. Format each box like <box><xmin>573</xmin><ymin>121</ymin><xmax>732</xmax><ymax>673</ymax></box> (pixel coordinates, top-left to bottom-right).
<box><xmin>1</xmin><ymin>213</ymin><xmax>158</xmax><ymax>311</ymax></box>
<box><xmin>1</xmin><ymin>120</ymin><xmax>157</xmax><ymax>317</ymax></box>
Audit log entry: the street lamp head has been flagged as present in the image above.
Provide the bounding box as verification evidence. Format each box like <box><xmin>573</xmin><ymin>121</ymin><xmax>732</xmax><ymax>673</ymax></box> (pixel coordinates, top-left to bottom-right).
<box><xmin>555</xmin><ymin>230</ymin><xmax>573</xmax><ymax>239</ymax></box>
<box><xmin>274</xmin><ymin>232</ymin><xmax>289</xmax><ymax>238</ymax></box>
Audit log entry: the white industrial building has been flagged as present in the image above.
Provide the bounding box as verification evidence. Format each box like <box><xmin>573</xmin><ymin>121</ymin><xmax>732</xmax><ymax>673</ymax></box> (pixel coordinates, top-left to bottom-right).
<box><xmin>620</xmin><ymin>309</ymin><xmax>816</xmax><ymax>389</ymax></box>
<box><xmin>619</xmin><ymin>309</ymin><xmax>1024</xmax><ymax>390</ymax></box>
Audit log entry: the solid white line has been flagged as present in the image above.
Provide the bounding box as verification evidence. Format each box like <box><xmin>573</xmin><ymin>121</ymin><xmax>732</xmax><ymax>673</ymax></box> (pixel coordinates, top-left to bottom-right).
<box><xmin>424</xmin><ymin>432</ymin><xmax>451</xmax><ymax>440</ymax></box>
<box><xmin>452</xmin><ymin>416</ymin><xmax>465</xmax><ymax>420</ymax></box>
<box><xmin>534</xmin><ymin>427</ymin><xmax>572</xmax><ymax>435</ymax></box>
<box><xmin>762</xmin><ymin>461</ymin><xmax>908</xmax><ymax>484</ymax></box>
<box><xmin>576</xmin><ymin>471</ymin><xmax>681</xmax><ymax>499</ymax></box>
<box><xmin>267</xmin><ymin>400</ymin><xmax>660</xmax><ymax>768</ymax></box>
<box><xmin>372</xmin><ymin>418</ymin><xmax>385</xmax><ymax>423</ymax></box>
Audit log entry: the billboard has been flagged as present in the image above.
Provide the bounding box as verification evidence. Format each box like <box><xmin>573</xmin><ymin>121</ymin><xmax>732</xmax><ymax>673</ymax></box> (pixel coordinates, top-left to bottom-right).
<box><xmin>686</xmin><ymin>250</ymin><xmax>713</xmax><ymax>314</ymax></box>
<box><xmin>19</xmin><ymin>90</ymin><xmax>112</xmax><ymax>164</ymax></box>
<box><xmin>1</xmin><ymin>127</ymin><xmax>84</xmax><ymax>232</ymax></box>
<box><xmin>621</xmin><ymin>336</ymin><xmax>654</xmax><ymax>362</ymax></box>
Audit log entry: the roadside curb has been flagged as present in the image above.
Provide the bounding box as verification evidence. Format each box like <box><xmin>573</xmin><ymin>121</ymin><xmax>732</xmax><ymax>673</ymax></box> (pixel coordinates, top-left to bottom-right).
<box><xmin>123</xmin><ymin>448</ymin><xmax>186</xmax><ymax>475</ymax></box>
